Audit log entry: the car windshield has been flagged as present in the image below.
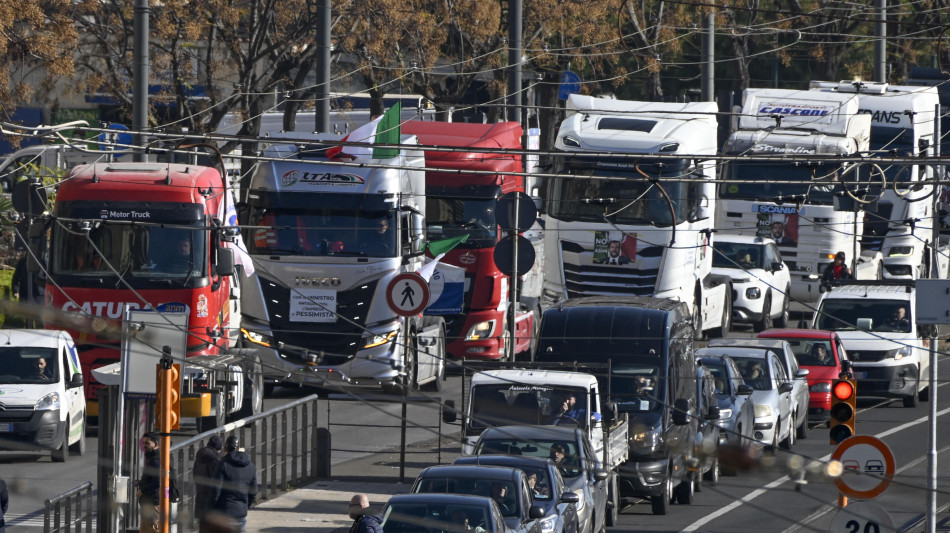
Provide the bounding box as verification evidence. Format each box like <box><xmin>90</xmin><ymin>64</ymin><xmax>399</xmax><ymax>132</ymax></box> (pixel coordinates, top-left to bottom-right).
<box><xmin>712</xmin><ymin>242</ymin><xmax>763</xmax><ymax>269</ymax></box>
<box><xmin>0</xmin><ymin>347</ymin><xmax>58</xmax><ymax>384</ymax></box>
<box><xmin>413</xmin><ymin>478</ymin><xmax>518</xmax><ymax>517</ymax></box>
<box><xmin>816</xmin><ymin>299</ymin><xmax>912</xmax><ymax>333</ymax></box>
<box><xmin>774</xmin><ymin>338</ymin><xmax>836</xmax><ymax>367</ymax></box>
<box><xmin>475</xmin><ymin>439</ymin><xmax>583</xmax><ymax>480</ymax></box>
<box><xmin>383</xmin><ymin>503</ymin><xmax>493</xmax><ymax>533</ymax></box>
<box><xmin>731</xmin><ymin>357</ymin><xmax>773</xmax><ymax>391</ymax></box>
<box><xmin>703</xmin><ymin>362</ymin><xmax>728</xmax><ymax>394</ymax></box>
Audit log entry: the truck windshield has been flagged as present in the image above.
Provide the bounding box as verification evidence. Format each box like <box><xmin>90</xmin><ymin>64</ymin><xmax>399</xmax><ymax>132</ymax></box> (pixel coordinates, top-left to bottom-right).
<box><xmin>469</xmin><ymin>385</ymin><xmax>589</xmax><ymax>430</ymax></box>
<box><xmin>0</xmin><ymin>347</ymin><xmax>58</xmax><ymax>384</ymax></box>
<box><xmin>547</xmin><ymin>156</ymin><xmax>694</xmax><ymax>226</ymax></box>
<box><xmin>610</xmin><ymin>364</ymin><xmax>662</xmax><ymax>413</ymax></box>
<box><xmin>51</xmin><ymin>222</ymin><xmax>207</xmax><ymax>284</ymax></box>
<box><xmin>426</xmin><ymin>196</ymin><xmax>497</xmax><ymax>247</ymax></box>
<box><xmin>869</xmin><ymin>130</ymin><xmax>916</xmax><ymax>183</ymax></box>
<box><xmin>718</xmin><ymin>161</ymin><xmax>845</xmax><ymax>205</ymax></box>
<box><xmin>247</xmin><ymin>206</ymin><xmax>397</xmax><ymax>258</ymax></box>
<box><xmin>816</xmin><ymin>298</ymin><xmax>911</xmax><ymax>333</ymax></box>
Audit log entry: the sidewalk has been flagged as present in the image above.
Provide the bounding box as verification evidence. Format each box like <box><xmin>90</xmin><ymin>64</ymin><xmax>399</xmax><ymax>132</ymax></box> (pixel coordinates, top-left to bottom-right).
<box><xmin>245</xmin><ymin>441</ymin><xmax>450</xmax><ymax>532</ymax></box>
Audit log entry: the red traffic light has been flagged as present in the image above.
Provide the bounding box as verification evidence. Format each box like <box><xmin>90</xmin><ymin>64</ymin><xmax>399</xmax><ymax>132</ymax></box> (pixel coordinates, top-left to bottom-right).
<box><xmin>833</xmin><ymin>380</ymin><xmax>855</xmax><ymax>401</ymax></box>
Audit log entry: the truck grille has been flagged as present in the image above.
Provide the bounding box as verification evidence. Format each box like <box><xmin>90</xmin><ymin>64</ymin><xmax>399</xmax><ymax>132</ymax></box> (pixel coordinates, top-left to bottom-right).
<box><xmin>561</xmin><ymin>240</ymin><xmax>660</xmax><ymax>298</ymax></box>
<box><xmin>260</xmin><ymin>280</ymin><xmax>379</xmax><ymax>365</ymax></box>
<box><xmin>849</xmin><ymin>350</ymin><xmax>888</xmax><ymax>362</ymax></box>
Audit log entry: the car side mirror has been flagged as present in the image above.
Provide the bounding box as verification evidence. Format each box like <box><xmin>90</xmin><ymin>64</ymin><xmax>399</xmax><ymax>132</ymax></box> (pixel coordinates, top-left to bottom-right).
<box><xmin>559</xmin><ymin>491</ymin><xmax>580</xmax><ymax>504</ymax></box>
<box><xmin>705</xmin><ymin>405</ymin><xmax>720</xmax><ymax>420</ymax></box>
<box><xmin>70</xmin><ymin>372</ymin><xmax>83</xmax><ymax>388</ymax></box>
<box><xmin>442</xmin><ymin>399</ymin><xmax>457</xmax><ymax>424</ymax></box>
<box><xmin>672</xmin><ymin>398</ymin><xmax>690</xmax><ymax>425</ymax></box>
<box><xmin>795</xmin><ymin>368</ymin><xmax>809</xmax><ymax>378</ymax></box>
<box><xmin>771</xmin><ymin>262</ymin><xmax>784</xmax><ymax>272</ymax></box>
<box><xmin>779</xmin><ymin>382</ymin><xmax>794</xmax><ymax>394</ymax></box>
<box><xmin>593</xmin><ymin>468</ymin><xmax>609</xmax><ymax>481</ymax></box>
<box><xmin>528</xmin><ymin>506</ymin><xmax>546</xmax><ymax>519</ymax></box>
<box><xmin>736</xmin><ymin>384</ymin><xmax>753</xmax><ymax>396</ymax></box>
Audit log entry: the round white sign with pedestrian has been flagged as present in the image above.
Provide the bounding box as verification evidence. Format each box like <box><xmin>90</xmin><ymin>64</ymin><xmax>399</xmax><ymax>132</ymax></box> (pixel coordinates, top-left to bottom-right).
<box><xmin>386</xmin><ymin>272</ymin><xmax>430</xmax><ymax>317</ymax></box>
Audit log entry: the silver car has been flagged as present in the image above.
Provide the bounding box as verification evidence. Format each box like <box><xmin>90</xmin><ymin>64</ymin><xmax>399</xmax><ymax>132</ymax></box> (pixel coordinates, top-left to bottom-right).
<box><xmin>729</xmin><ymin>351</ymin><xmax>795</xmax><ymax>451</ymax></box>
<box><xmin>706</xmin><ymin>338</ymin><xmax>810</xmax><ymax>443</ymax></box>
<box><xmin>696</xmin><ymin>352</ymin><xmax>755</xmax><ymax>474</ymax></box>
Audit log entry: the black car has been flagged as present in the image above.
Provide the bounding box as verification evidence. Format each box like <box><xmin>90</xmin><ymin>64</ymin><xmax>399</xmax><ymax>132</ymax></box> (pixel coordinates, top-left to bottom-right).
<box><xmin>381</xmin><ymin>493</ymin><xmax>510</xmax><ymax>533</ymax></box>
<box><xmin>454</xmin><ymin>455</ymin><xmax>580</xmax><ymax>533</ymax></box>
<box><xmin>411</xmin><ymin>464</ymin><xmax>545</xmax><ymax>533</ymax></box>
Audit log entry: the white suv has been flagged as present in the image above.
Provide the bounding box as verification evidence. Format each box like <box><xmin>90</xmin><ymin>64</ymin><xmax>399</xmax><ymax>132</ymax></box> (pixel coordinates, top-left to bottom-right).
<box><xmin>712</xmin><ymin>234</ymin><xmax>791</xmax><ymax>331</ymax></box>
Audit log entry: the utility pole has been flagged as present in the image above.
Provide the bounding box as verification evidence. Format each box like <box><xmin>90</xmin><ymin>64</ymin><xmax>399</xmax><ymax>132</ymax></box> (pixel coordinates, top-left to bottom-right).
<box><xmin>701</xmin><ymin>10</ymin><xmax>714</xmax><ymax>102</ymax></box>
<box><xmin>508</xmin><ymin>0</ymin><xmax>522</xmax><ymax>124</ymax></box>
<box><xmin>133</xmin><ymin>0</ymin><xmax>149</xmax><ymax>162</ymax></box>
<box><xmin>873</xmin><ymin>0</ymin><xmax>886</xmax><ymax>82</ymax></box>
<box><xmin>315</xmin><ymin>0</ymin><xmax>331</xmax><ymax>133</ymax></box>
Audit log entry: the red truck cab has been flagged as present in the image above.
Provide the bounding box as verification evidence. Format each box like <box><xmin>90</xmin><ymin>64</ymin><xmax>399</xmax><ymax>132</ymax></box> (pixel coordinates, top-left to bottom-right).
<box><xmin>402</xmin><ymin>121</ymin><xmax>534</xmax><ymax>360</ymax></box>
<box><xmin>45</xmin><ymin>162</ymin><xmax>235</xmax><ymax>414</ymax></box>
<box><xmin>757</xmin><ymin>328</ymin><xmax>851</xmax><ymax>423</ymax></box>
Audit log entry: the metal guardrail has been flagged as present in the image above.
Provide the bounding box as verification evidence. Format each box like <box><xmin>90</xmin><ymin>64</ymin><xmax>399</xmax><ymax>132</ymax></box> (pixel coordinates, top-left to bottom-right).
<box><xmin>167</xmin><ymin>394</ymin><xmax>322</xmax><ymax>530</ymax></box>
<box><xmin>44</xmin><ymin>481</ymin><xmax>93</xmax><ymax>533</ymax></box>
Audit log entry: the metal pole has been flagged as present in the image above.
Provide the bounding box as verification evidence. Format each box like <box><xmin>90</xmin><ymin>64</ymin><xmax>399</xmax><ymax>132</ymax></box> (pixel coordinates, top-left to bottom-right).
<box><xmin>315</xmin><ymin>0</ymin><xmax>331</xmax><ymax>133</ymax></box>
<box><xmin>701</xmin><ymin>10</ymin><xmax>714</xmax><ymax>102</ymax></box>
<box><xmin>399</xmin><ymin>400</ymin><xmax>408</xmax><ymax>483</ymax></box>
<box><xmin>926</xmin><ymin>103</ymin><xmax>940</xmax><ymax>533</ymax></box>
<box><xmin>133</xmin><ymin>0</ymin><xmax>150</xmax><ymax>162</ymax></box>
<box><xmin>873</xmin><ymin>0</ymin><xmax>886</xmax><ymax>82</ymax></box>
<box><xmin>507</xmin><ymin>0</ymin><xmax>522</xmax><ymax>123</ymax></box>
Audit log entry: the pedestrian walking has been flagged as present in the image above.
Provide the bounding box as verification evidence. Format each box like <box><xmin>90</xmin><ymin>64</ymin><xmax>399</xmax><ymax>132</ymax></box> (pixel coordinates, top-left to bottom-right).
<box><xmin>209</xmin><ymin>436</ymin><xmax>257</xmax><ymax>532</ymax></box>
<box><xmin>348</xmin><ymin>493</ymin><xmax>384</xmax><ymax>533</ymax></box>
<box><xmin>193</xmin><ymin>434</ymin><xmax>224</xmax><ymax>532</ymax></box>
<box><xmin>0</xmin><ymin>477</ymin><xmax>8</xmax><ymax>533</ymax></box>
<box><xmin>136</xmin><ymin>432</ymin><xmax>161</xmax><ymax>533</ymax></box>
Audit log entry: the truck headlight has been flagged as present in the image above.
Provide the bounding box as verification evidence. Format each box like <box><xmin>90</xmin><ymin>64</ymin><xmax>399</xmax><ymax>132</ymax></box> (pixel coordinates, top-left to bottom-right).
<box><xmin>363</xmin><ymin>330</ymin><xmax>398</xmax><ymax>349</ymax></box>
<box><xmin>35</xmin><ymin>392</ymin><xmax>61</xmax><ymax>411</ymax></box>
<box><xmin>745</xmin><ymin>287</ymin><xmax>761</xmax><ymax>299</ymax></box>
<box><xmin>754</xmin><ymin>404</ymin><xmax>773</xmax><ymax>417</ymax></box>
<box><xmin>888</xmin><ymin>246</ymin><xmax>913</xmax><ymax>257</ymax></box>
<box><xmin>630</xmin><ymin>428</ymin><xmax>661</xmax><ymax>450</ymax></box>
<box><xmin>884</xmin><ymin>347</ymin><xmax>910</xmax><ymax>361</ymax></box>
<box><xmin>465</xmin><ymin>320</ymin><xmax>496</xmax><ymax>341</ymax></box>
<box><xmin>810</xmin><ymin>382</ymin><xmax>831</xmax><ymax>393</ymax></box>
<box><xmin>241</xmin><ymin>328</ymin><xmax>273</xmax><ymax>348</ymax></box>
<box><xmin>540</xmin><ymin>515</ymin><xmax>557</xmax><ymax>533</ymax></box>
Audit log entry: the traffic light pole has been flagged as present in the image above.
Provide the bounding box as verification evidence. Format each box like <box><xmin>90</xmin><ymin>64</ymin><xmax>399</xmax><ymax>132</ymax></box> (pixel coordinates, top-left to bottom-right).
<box><xmin>156</xmin><ymin>347</ymin><xmax>179</xmax><ymax>533</ymax></box>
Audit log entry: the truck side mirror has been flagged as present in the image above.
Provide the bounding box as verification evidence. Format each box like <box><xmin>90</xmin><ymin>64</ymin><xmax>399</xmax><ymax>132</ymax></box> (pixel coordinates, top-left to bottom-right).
<box><xmin>602</xmin><ymin>401</ymin><xmax>619</xmax><ymax>426</ymax></box>
<box><xmin>69</xmin><ymin>372</ymin><xmax>83</xmax><ymax>388</ymax></box>
<box><xmin>672</xmin><ymin>398</ymin><xmax>690</xmax><ymax>425</ymax></box>
<box><xmin>695</xmin><ymin>195</ymin><xmax>711</xmax><ymax>221</ymax></box>
<box><xmin>410</xmin><ymin>212</ymin><xmax>426</xmax><ymax>254</ymax></box>
<box><xmin>216</xmin><ymin>246</ymin><xmax>235</xmax><ymax>276</ymax></box>
<box><xmin>705</xmin><ymin>405</ymin><xmax>720</xmax><ymax>420</ymax></box>
<box><xmin>442</xmin><ymin>399</ymin><xmax>457</xmax><ymax>423</ymax></box>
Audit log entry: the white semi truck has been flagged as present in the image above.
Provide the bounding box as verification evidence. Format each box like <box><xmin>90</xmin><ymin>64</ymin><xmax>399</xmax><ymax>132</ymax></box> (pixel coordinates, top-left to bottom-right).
<box><xmin>718</xmin><ymin>88</ymin><xmax>881</xmax><ymax>304</ymax></box>
<box><xmin>542</xmin><ymin>94</ymin><xmax>732</xmax><ymax>336</ymax></box>
<box><xmin>809</xmin><ymin>81</ymin><xmax>946</xmax><ymax>279</ymax></box>
<box><xmin>237</xmin><ymin>131</ymin><xmax>447</xmax><ymax>394</ymax></box>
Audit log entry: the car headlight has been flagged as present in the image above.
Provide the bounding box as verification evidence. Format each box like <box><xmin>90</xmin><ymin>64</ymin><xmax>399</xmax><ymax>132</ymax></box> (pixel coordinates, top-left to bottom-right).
<box><xmin>540</xmin><ymin>515</ymin><xmax>557</xmax><ymax>533</ymax></box>
<box><xmin>754</xmin><ymin>404</ymin><xmax>773</xmax><ymax>417</ymax></box>
<box><xmin>810</xmin><ymin>382</ymin><xmax>832</xmax><ymax>393</ymax></box>
<box><xmin>363</xmin><ymin>329</ymin><xmax>398</xmax><ymax>349</ymax></box>
<box><xmin>719</xmin><ymin>408</ymin><xmax>733</xmax><ymax>420</ymax></box>
<box><xmin>465</xmin><ymin>320</ymin><xmax>496</xmax><ymax>341</ymax></box>
<box><xmin>884</xmin><ymin>347</ymin><xmax>910</xmax><ymax>361</ymax></box>
<box><xmin>241</xmin><ymin>328</ymin><xmax>273</xmax><ymax>348</ymax></box>
<box><xmin>745</xmin><ymin>287</ymin><xmax>761</xmax><ymax>299</ymax></box>
<box><xmin>35</xmin><ymin>392</ymin><xmax>61</xmax><ymax>411</ymax></box>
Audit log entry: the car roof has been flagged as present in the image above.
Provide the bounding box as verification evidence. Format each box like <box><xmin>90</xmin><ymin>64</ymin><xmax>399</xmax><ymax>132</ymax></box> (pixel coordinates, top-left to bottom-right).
<box><xmin>758</xmin><ymin>328</ymin><xmax>837</xmax><ymax>340</ymax></box>
<box><xmin>697</xmin><ymin>346</ymin><xmax>772</xmax><ymax>360</ymax></box>
<box><xmin>714</xmin><ymin>234</ymin><xmax>776</xmax><ymax>246</ymax></box>
<box><xmin>418</xmin><ymin>464</ymin><xmax>524</xmax><ymax>481</ymax></box>
<box><xmin>707</xmin><ymin>338</ymin><xmax>789</xmax><ymax>350</ymax></box>
<box><xmin>479</xmin><ymin>425</ymin><xmax>582</xmax><ymax>440</ymax></box>
<box><xmin>454</xmin><ymin>455</ymin><xmax>557</xmax><ymax>471</ymax></box>
<box><xmin>0</xmin><ymin>329</ymin><xmax>66</xmax><ymax>348</ymax></box>
<box><xmin>474</xmin><ymin>369</ymin><xmax>598</xmax><ymax>387</ymax></box>
<box><xmin>387</xmin><ymin>493</ymin><xmax>497</xmax><ymax>506</ymax></box>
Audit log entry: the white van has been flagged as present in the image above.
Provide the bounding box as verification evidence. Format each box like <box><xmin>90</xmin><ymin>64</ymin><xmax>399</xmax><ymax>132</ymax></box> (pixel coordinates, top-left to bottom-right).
<box><xmin>0</xmin><ymin>329</ymin><xmax>86</xmax><ymax>461</ymax></box>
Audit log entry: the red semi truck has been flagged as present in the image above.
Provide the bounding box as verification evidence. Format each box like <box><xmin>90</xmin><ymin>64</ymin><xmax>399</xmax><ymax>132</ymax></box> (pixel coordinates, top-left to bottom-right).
<box><xmin>45</xmin><ymin>162</ymin><xmax>262</xmax><ymax>428</ymax></box>
<box><xmin>402</xmin><ymin>121</ymin><xmax>539</xmax><ymax>360</ymax></box>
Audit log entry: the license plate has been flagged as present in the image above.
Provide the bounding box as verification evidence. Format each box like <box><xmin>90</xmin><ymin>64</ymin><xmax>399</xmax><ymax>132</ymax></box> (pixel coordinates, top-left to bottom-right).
<box><xmin>853</xmin><ymin>371</ymin><xmax>866</xmax><ymax>379</ymax></box>
<box><xmin>0</xmin><ymin>423</ymin><xmax>11</xmax><ymax>432</ymax></box>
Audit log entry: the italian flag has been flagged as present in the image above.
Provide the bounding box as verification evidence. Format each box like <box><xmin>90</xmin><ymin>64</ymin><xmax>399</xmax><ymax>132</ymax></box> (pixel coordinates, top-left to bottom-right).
<box><xmin>327</xmin><ymin>102</ymin><xmax>402</xmax><ymax>159</ymax></box>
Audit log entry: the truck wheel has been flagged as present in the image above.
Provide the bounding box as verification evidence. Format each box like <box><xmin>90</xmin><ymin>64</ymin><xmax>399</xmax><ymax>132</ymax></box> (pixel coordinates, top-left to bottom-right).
<box><xmin>711</xmin><ymin>292</ymin><xmax>731</xmax><ymax>338</ymax></box>
<box><xmin>674</xmin><ymin>479</ymin><xmax>694</xmax><ymax>504</ymax></box>
<box><xmin>69</xmin><ymin>417</ymin><xmax>86</xmax><ymax>456</ymax></box>
<box><xmin>605</xmin><ymin>473</ymin><xmax>619</xmax><ymax>526</ymax></box>
<box><xmin>703</xmin><ymin>456</ymin><xmax>719</xmax><ymax>485</ymax></box>
<box><xmin>385</xmin><ymin>334</ymin><xmax>418</xmax><ymax>395</ymax></box>
<box><xmin>423</xmin><ymin>324</ymin><xmax>446</xmax><ymax>392</ymax></box>
<box><xmin>774</xmin><ymin>288</ymin><xmax>790</xmax><ymax>327</ymax></box>
<box><xmin>753</xmin><ymin>294</ymin><xmax>772</xmax><ymax>332</ymax></box>
<box><xmin>650</xmin><ymin>475</ymin><xmax>672</xmax><ymax>515</ymax></box>
<box><xmin>52</xmin><ymin>420</ymin><xmax>69</xmax><ymax>463</ymax></box>
<box><xmin>236</xmin><ymin>356</ymin><xmax>264</xmax><ymax>419</ymax></box>
<box><xmin>692</xmin><ymin>299</ymin><xmax>703</xmax><ymax>340</ymax></box>
<box><xmin>198</xmin><ymin>392</ymin><xmax>225</xmax><ymax>433</ymax></box>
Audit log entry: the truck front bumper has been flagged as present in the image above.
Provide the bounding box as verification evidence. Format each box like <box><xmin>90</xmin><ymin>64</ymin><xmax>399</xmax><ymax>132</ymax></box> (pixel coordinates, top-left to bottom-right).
<box><xmin>616</xmin><ymin>458</ymin><xmax>670</xmax><ymax>498</ymax></box>
<box><xmin>853</xmin><ymin>363</ymin><xmax>918</xmax><ymax>399</ymax></box>
<box><xmin>0</xmin><ymin>408</ymin><xmax>66</xmax><ymax>452</ymax></box>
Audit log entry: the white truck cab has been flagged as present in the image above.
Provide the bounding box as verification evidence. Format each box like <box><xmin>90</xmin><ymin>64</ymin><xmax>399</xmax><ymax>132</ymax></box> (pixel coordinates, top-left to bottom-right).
<box><xmin>812</xmin><ymin>280</ymin><xmax>931</xmax><ymax>407</ymax></box>
<box><xmin>0</xmin><ymin>329</ymin><xmax>87</xmax><ymax>461</ymax></box>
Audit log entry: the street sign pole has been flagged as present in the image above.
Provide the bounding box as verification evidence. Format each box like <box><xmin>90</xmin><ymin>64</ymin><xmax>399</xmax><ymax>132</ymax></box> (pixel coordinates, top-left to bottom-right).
<box><xmin>509</xmin><ymin>193</ymin><xmax>519</xmax><ymax>361</ymax></box>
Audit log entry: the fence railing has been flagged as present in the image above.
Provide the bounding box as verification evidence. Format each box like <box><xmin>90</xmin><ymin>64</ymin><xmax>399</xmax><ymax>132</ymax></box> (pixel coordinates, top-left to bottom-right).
<box><xmin>44</xmin><ymin>481</ymin><xmax>94</xmax><ymax>533</ymax></box>
<box><xmin>167</xmin><ymin>394</ymin><xmax>321</xmax><ymax>530</ymax></box>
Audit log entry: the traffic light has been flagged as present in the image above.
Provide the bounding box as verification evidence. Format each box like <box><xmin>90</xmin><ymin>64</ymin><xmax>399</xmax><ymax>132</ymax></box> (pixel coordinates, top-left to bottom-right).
<box><xmin>829</xmin><ymin>379</ymin><xmax>856</xmax><ymax>444</ymax></box>
<box><xmin>156</xmin><ymin>362</ymin><xmax>181</xmax><ymax>431</ymax></box>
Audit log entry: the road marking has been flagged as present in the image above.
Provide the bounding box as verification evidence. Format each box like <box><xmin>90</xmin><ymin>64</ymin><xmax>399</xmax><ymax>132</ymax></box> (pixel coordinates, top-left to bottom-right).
<box><xmin>681</xmin><ymin>396</ymin><xmax>950</xmax><ymax>532</ymax></box>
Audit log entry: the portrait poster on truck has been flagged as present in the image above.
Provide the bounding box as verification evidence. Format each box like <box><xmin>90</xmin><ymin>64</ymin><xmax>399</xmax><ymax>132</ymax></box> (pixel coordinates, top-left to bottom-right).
<box><xmin>592</xmin><ymin>231</ymin><xmax>637</xmax><ymax>265</ymax></box>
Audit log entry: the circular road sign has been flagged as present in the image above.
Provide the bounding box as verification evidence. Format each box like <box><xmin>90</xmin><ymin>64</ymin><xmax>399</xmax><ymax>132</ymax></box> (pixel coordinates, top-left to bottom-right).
<box><xmin>496</xmin><ymin>192</ymin><xmax>538</xmax><ymax>233</ymax></box>
<box><xmin>831</xmin><ymin>435</ymin><xmax>896</xmax><ymax>500</ymax></box>
<box><xmin>828</xmin><ymin>501</ymin><xmax>896</xmax><ymax>533</ymax></box>
<box><xmin>493</xmin><ymin>234</ymin><xmax>536</xmax><ymax>277</ymax></box>
<box><xmin>386</xmin><ymin>272</ymin><xmax>430</xmax><ymax>317</ymax></box>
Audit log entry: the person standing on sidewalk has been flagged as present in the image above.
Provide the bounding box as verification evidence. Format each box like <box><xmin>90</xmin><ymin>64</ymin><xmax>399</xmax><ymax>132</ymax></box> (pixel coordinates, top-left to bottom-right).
<box><xmin>193</xmin><ymin>434</ymin><xmax>224</xmax><ymax>532</ymax></box>
<box><xmin>136</xmin><ymin>432</ymin><xmax>161</xmax><ymax>533</ymax></box>
<box><xmin>210</xmin><ymin>436</ymin><xmax>257</xmax><ymax>532</ymax></box>
<box><xmin>348</xmin><ymin>494</ymin><xmax>383</xmax><ymax>533</ymax></box>
<box><xmin>0</xmin><ymin>476</ymin><xmax>9</xmax><ymax>533</ymax></box>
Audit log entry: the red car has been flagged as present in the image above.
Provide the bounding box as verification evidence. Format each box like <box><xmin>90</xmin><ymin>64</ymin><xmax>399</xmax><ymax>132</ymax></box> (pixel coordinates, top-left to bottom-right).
<box><xmin>757</xmin><ymin>329</ymin><xmax>850</xmax><ymax>424</ymax></box>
